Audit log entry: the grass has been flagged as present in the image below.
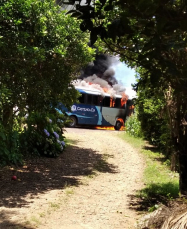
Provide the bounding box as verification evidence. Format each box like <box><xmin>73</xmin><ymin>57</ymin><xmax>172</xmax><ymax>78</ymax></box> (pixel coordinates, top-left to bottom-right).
<box><xmin>30</xmin><ymin>216</ymin><xmax>41</xmax><ymax>227</ymax></box>
<box><xmin>39</xmin><ymin>212</ymin><xmax>46</xmax><ymax>218</ymax></box>
<box><xmin>140</xmin><ymin>149</ymin><xmax>179</xmax><ymax>205</ymax></box>
<box><xmin>50</xmin><ymin>202</ymin><xmax>60</xmax><ymax>209</ymax></box>
<box><xmin>87</xmin><ymin>172</ymin><xmax>96</xmax><ymax>179</ymax></box>
<box><xmin>120</xmin><ymin>132</ymin><xmax>144</xmax><ymax>149</ymax></box>
<box><xmin>119</xmin><ymin>132</ymin><xmax>179</xmax><ymax>211</ymax></box>
<box><xmin>65</xmin><ymin>188</ymin><xmax>74</xmax><ymax>195</ymax></box>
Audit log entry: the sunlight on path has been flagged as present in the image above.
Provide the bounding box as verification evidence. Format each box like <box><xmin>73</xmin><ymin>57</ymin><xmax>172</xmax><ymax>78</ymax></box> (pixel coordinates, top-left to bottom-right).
<box><xmin>38</xmin><ymin>129</ymin><xmax>144</xmax><ymax>229</ymax></box>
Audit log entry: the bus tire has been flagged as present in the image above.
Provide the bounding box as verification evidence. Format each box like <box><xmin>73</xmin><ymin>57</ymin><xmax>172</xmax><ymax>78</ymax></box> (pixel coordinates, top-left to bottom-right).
<box><xmin>69</xmin><ymin>116</ymin><xmax>77</xmax><ymax>127</ymax></box>
<box><xmin>114</xmin><ymin>121</ymin><xmax>122</xmax><ymax>131</ymax></box>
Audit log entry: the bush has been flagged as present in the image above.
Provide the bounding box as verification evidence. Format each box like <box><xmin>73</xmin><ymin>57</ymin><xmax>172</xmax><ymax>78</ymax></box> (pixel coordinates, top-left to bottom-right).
<box><xmin>20</xmin><ymin>110</ymin><xmax>66</xmax><ymax>158</ymax></box>
<box><xmin>0</xmin><ymin>124</ymin><xmax>23</xmax><ymax>166</ymax></box>
<box><xmin>125</xmin><ymin>113</ymin><xmax>143</xmax><ymax>138</ymax></box>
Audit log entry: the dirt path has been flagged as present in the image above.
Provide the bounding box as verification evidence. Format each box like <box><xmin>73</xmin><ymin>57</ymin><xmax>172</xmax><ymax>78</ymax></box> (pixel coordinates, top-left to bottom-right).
<box><xmin>0</xmin><ymin>128</ymin><xmax>145</xmax><ymax>229</ymax></box>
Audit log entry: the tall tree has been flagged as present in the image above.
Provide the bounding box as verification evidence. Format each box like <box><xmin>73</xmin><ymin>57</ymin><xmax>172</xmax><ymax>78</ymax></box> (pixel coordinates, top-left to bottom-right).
<box><xmin>0</xmin><ymin>0</ymin><xmax>95</xmax><ymax>163</ymax></box>
<box><xmin>0</xmin><ymin>0</ymin><xmax>94</xmax><ymax>127</ymax></box>
<box><xmin>64</xmin><ymin>0</ymin><xmax>187</xmax><ymax>195</ymax></box>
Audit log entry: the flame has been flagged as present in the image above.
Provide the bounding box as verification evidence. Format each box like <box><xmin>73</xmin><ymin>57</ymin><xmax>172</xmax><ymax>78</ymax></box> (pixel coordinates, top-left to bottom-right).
<box><xmin>110</xmin><ymin>98</ymin><xmax>115</xmax><ymax>107</ymax></box>
<box><xmin>88</xmin><ymin>81</ymin><xmax>110</xmax><ymax>93</ymax></box>
<box><xmin>121</xmin><ymin>92</ymin><xmax>128</xmax><ymax>107</ymax></box>
<box><xmin>94</xmin><ymin>126</ymin><xmax>125</xmax><ymax>131</ymax></box>
<box><xmin>86</xmin><ymin>79</ymin><xmax>129</xmax><ymax>109</ymax></box>
<box><xmin>95</xmin><ymin>126</ymin><xmax>115</xmax><ymax>130</ymax></box>
<box><xmin>117</xmin><ymin>118</ymin><xmax>125</xmax><ymax>130</ymax></box>
<box><xmin>128</xmin><ymin>105</ymin><xmax>135</xmax><ymax>116</ymax></box>
<box><xmin>73</xmin><ymin>77</ymin><xmax>130</xmax><ymax>131</ymax></box>
<box><xmin>94</xmin><ymin>118</ymin><xmax>125</xmax><ymax>131</ymax></box>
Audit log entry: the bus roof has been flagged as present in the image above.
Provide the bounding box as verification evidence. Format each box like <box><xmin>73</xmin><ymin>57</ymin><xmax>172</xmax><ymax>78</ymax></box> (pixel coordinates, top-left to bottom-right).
<box><xmin>75</xmin><ymin>86</ymin><xmax>122</xmax><ymax>98</ymax></box>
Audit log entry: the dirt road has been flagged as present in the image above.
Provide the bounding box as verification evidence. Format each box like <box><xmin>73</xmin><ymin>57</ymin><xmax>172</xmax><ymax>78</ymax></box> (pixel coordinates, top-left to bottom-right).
<box><xmin>0</xmin><ymin>128</ymin><xmax>144</xmax><ymax>229</ymax></box>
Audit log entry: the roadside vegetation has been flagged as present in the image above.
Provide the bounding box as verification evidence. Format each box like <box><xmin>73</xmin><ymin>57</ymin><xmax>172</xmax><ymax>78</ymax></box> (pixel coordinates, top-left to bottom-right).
<box><xmin>0</xmin><ymin>0</ymin><xmax>95</xmax><ymax>165</ymax></box>
<box><xmin>64</xmin><ymin>0</ymin><xmax>187</xmax><ymax>199</ymax></box>
<box><xmin>124</xmin><ymin>114</ymin><xmax>180</xmax><ymax>213</ymax></box>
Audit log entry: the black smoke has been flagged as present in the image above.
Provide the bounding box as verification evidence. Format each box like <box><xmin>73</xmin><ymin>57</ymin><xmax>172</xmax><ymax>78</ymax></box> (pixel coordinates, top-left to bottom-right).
<box><xmin>79</xmin><ymin>54</ymin><xmax>118</xmax><ymax>86</ymax></box>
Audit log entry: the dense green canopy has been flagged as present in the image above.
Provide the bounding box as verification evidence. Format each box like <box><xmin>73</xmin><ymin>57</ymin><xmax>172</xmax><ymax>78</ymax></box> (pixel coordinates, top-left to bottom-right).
<box><xmin>63</xmin><ymin>0</ymin><xmax>187</xmax><ymax>194</ymax></box>
<box><xmin>0</xmin><ymin>0</ymin><xmax>95</xmax><ymax>163</ymax></box>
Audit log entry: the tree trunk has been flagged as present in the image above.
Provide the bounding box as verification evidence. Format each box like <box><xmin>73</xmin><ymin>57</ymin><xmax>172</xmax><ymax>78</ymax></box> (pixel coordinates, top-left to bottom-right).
<box><xmin>2</xmin><ymin>105</ymin><xmax>13</xmax><ymax>130</ymax></box>
<box><xmin>178</xmin><ymin>123</ymin><xmax>187</xmax><ymax>195</ymax></box>
<box><xmin>176</xmin><ymin>95</ymin><xmax>187</xmax><ymax>195</ymax></box>
<box><xmin>179</xmin><ymin>152</ymin><xmax>187</xmax><ymax>195</ymax></box>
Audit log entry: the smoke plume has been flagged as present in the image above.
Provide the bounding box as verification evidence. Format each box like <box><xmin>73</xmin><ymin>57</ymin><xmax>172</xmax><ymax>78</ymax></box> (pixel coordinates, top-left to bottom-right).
<box><xmin>80</xmin><ymin>54</ymin><xmax>118</xmax><ymax>86</ymax></box>
<box><xmin>75</xmin><ymin>54</ymin><xmax>128</xmax><ymax>98</ymax></box>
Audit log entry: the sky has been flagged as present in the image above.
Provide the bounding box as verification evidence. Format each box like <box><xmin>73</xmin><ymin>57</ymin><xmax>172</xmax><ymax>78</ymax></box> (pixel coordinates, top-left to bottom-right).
<box><xmin>112</xmin><ymin>62</ymin><xmax>137</xmax><ymax>99</ymax></box>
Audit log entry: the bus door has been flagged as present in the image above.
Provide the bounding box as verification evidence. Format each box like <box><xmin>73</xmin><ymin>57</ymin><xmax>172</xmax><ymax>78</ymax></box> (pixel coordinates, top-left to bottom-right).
<box><xmin>101</xmin><ymin>97</ymin><xmax>126</xmax><ymax>126</ymax></box>
<box><xmin>101</xmin><ymin>96</ymin><xmax>115</xmax><ymax>126</ymax></box>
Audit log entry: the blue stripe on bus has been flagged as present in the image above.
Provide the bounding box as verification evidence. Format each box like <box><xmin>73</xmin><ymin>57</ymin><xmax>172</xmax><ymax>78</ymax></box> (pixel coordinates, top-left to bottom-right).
<box><xmin>95</xmin><ymin>106</ymin><xmax>102</xmax><ymax>125</ymax></box>
<box><xmin>77</xmin><ymin>89</ymin><xmax>87</xmax><ymax>94</ymax></box>
<box><xmin>66</xmin><ymin>112</ymin><xmax>92</xmax><ymax>119</ymax></box>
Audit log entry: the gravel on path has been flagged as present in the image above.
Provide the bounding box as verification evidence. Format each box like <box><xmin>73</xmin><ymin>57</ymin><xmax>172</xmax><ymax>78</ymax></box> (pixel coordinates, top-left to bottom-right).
<box><xmin>0</xmin><ymin>128</ymin><xmax>145</xmax><ymax>229</ymax></box>
<box><xmin>39</xmin><ymin>128</ymin><xmax>145</xmax><ymax>229</ymax></box>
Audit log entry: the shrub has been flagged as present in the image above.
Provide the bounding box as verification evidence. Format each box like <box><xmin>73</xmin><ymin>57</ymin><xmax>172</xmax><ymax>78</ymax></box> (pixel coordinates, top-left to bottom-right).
<box><xmin>0</xmin><ymin>124</ymin><xmax>23</xmax><ymax>166</ymax></box>
<box><xmin>125</xmin><ymin>113</ymin><xmax>143</xmax><ymax>138</ymax></box>
<box><xmin>20</xmin><ymin>110</ymin><xmax>66</xmax><ymax>158</ymax></box>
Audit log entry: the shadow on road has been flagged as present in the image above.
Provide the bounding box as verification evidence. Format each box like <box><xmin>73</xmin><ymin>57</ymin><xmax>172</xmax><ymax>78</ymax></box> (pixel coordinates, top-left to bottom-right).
<box><xmin>0</xmin><ymin>139</ymin><xmax>117</xmax><ymax>209</ymax></box>
<box><xmin>128</xmin><ymin>182</ymin><xmax>179</xmax><ymax>211</ymax></box>
<box><xmin>0</xmin><ymin>210</ymin><xmax>35</xmax><ymax>229</ymax></box>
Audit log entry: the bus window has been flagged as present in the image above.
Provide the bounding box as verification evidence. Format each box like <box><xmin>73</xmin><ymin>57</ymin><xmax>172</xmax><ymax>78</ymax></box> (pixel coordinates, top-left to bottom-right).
<box><xmin>78</xmin><ymin>93</ymin><xmax>85</xmax><ymax>104</ymax></box>
<box><xmin>110</xmin><ymin>98</ymin><xmax>115</xmax><ymax>107</ymax></box>
<box><xmin>114</xmin><ymin>98</ymin><xmax>121</xmax><ymax>108</ymax></box>
<box><xmin>98</xmin><ymin>96</ymin><xmax>103</xmax><ymax>105</ymax></box>
<box><xmin>102</xmin><ymin>96</ymin><xmax>110</xmax><ymax>107</ymax></box>
<box><xmin>84</xmin><ymin>94</ymin><xmax>101</xmax><ymax>105</ymax></box>
<box><xmin>93</xmin><ymin>95</ymin><xmax>99</xmax><ymax>105</ymax></box>
<box><xmin>86</xmin><ymin>94</ymin><xmax>92</xmax><ymax>105</ymax></box>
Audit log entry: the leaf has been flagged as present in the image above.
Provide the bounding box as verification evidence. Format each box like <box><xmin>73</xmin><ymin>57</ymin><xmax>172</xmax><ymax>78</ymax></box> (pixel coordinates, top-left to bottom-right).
<box><xmin>0</xmin><ymin>132</ymin><xmax>6</xmax><ymax>140</ymax></box>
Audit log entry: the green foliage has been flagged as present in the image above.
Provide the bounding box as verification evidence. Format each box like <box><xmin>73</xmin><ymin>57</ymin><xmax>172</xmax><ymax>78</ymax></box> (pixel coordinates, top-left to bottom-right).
<box><xmin>0</xmin><ymin>124</ymin><xmax>23</xmax><ymax>166</ymax></box>
<box><xmin>121</xmin><ymin>132</ymin><xmax>179</xmax><ymax>210</ymax></box>
<box><xmin>125</xmin><ymin>113</ymin><xmax>143</xmax><ymax>138</ymax></box>
<box><xmin>135</xmin><ymin>68</ymin><xmax>174</xmax><ymax>157</ymax></box>
<box><xmin>64</xmin><ymin>0</ymin><xmax>187</xmax><ymax>194</ymax></box>
<box><xmin>137</xmin><ymin>148</ymin><xmax>179</xmax><ymax>210</ymax></box>
<box><xmin>20</xmin><ymin>110</ymin><xmax>66</xmax><ymax>158</ymax></box>
<box><xmin>0</xmin><ymin>0</ymin><xmax>95</xmax><ymax>165</ymax></box>
<box><xmin>0</xmin><ymin>0</ymin><xmax>95</xmax><ymax>116</ymax></box>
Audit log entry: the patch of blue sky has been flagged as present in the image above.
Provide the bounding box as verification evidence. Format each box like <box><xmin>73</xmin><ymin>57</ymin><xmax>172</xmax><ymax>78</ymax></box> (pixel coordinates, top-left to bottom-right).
<box><xmin>112</xmin><ymin>62</ymin><xmax>137</xmax><ymax>99</ymax></box>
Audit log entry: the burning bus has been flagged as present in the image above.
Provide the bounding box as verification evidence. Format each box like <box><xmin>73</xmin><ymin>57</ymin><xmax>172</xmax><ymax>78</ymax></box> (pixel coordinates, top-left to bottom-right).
<box><xmin>57</xmin><ymin>54</ymin><xmax>136</xmax><ymax>130</ymax></box>
<box><xmin>57</xmin><ymin>76</ymin><xmax>134</xmax><ymax>130</ymax></box>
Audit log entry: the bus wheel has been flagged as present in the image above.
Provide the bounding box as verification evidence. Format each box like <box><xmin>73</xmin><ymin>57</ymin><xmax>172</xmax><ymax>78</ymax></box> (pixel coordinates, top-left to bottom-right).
<box><xmin>114</xmin><ymin>121</ymin><xmax>122</xmax><ymax>131</ymax></box>
<box><xmin>69</xmin><ymin>116</ymin><xmax>77</xmax><ymax>127</ymax></box>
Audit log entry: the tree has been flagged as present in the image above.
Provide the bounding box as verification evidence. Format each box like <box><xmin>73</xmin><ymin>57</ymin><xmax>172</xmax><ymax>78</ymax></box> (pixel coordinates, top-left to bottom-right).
<box><xmin>135</xmin><ymin>67</ymin><xmax>173</xmax><ymax>158</ymax></box>
<box><xmin>64</xmin><ymin>0</ymin><xmax>187</xmax><ymax>195</ymax></box>
<box><xmin>0</xmin><ymin>0</ymin><xmax>95</xmax><ymax>163</ymax></box>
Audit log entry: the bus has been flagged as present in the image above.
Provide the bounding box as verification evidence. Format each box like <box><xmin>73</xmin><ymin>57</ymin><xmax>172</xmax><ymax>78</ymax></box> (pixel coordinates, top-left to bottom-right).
<box><xmin>57</xmin><ymin>86</ymin><xmax>134</xmax><ymax>130</ymax></box>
